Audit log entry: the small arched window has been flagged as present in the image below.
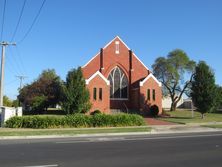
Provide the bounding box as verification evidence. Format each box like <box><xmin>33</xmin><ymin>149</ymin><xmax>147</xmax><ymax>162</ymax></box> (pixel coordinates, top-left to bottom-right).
<box><xmin>108</xmin><ymin>66</ymin><xmax>128</xmax><ymax>99</ymax></box>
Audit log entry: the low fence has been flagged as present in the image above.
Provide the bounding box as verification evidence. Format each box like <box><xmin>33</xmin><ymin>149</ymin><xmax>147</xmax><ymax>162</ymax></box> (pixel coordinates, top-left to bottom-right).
<box><xmin>0</xmin><ymin>107</ymin><xmax>22</xmax><ymax>127</ymax></box>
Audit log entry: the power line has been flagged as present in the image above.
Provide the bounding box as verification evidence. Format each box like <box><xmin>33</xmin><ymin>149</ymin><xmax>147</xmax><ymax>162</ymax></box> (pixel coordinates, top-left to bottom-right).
<box><xmin>8</xmin><ymin>46</ymin><xmax>24</xmax><ymax>75</ymax></box>
<box><xmin>15</xmin><ymin>45</ymin><xmax>27</xmax><ymax>75</ymax></box>
<box><xmin>5</xmin><ymin>56</ymin><xmax>20</xmax><ymax>76</ymax></box>
<box><xmin>10</xmin><ymin>0</ymin><xmax>27</xmax><ymax>42</ymax></box>
<box><xmin>0</xmin><ymin>0</ymin><xmax>7</xmax><ymax>41</ymax></box>
<box><xmin>16</xmin><ymin>75</ymin><xmax>27</xmax><ymax>90</ymax></box>
<box><xmin>5</xmin><ymin>79</ymin><xmax>17</xmax><ymax>87</ymax></box>
<box><xmin>17</xmin><ymin>0</ymin><xmax>47</xmax><ymax>44</ymax></box>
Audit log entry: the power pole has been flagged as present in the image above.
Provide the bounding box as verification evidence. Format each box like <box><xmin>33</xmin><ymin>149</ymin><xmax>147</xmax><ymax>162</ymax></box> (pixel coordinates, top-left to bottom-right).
<box><xmin>16</xmin><ymin>75</ymin><xmax>27</xmax><ymax>90</ymax></box>
<box><xmin>0</xmin><ymin>41</ymin><xmax>16</xmax><ymax>106</ymax></box>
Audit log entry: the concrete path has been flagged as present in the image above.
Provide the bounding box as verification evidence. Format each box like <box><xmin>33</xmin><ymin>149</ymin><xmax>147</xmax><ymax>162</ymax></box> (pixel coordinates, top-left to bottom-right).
<box><xmin>150</xmin><ymin>124</ymin><xmax>220</xmax><ymax>134</ymax></box>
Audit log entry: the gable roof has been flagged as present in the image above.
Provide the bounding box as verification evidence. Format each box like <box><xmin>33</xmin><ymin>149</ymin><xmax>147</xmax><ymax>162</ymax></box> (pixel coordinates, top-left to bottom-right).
<box><xmin>139</xmin><ymin>73</ymin><xmax>162</xmax><ymax>87</ymax></box>
<box><xmin>82</xmin><ymin>36</ymin><xmax>150</xmax><ymax>71</ymax></box>
<box><xmin>85</xmin><ymin>71</ymin><xmax>110</xmax><ymax>85</ymax></box>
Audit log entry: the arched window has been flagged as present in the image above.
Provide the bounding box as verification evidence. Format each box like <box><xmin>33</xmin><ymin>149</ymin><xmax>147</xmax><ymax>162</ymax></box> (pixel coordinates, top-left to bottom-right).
<box><xmin>108</xmin><ymin>66</ymin><xmax>128</xmax><ymax>99</ymax></box>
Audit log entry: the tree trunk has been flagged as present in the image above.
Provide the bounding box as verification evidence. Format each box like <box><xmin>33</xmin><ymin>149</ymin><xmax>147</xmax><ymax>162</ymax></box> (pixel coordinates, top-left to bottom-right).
<box><xmin>201</xmin><ymin>113</ymin><xmax>205</xmax><ymax>119</ymax></box>
<box><xmin>170</xmin><ymin>101</ymin><xmax>177</xmax><ymax>111</ymax></box>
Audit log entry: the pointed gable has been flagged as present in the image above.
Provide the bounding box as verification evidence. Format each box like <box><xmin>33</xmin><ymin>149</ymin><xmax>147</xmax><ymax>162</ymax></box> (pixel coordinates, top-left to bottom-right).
<box><xmin>82</xmin><ymin>36</ymin><xmax>150</xmax><ymax>80</ymax></box>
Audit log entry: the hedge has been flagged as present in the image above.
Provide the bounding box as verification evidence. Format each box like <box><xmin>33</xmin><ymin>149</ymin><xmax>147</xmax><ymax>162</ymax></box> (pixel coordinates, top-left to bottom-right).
<box><xmin>5</xmin><ymin>114</ymin><xmax>146</xmax><ymax>129</ymax></box>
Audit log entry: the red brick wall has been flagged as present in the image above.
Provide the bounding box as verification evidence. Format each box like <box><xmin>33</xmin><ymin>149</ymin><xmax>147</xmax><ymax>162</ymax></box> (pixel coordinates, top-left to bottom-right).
<box><xmin>86</xmin><ymin>75</ymin><xmax>110</xmax><ymax>114</ymax></box>
<box><xmin>140</xmin><ymin>77</ymin><xmax>162</xmax><ymax>115</ymax></box>
<box><xmin>82</xmin><ymin>37</ymin><xmax>162</xmax><ymax>113</ymax></box>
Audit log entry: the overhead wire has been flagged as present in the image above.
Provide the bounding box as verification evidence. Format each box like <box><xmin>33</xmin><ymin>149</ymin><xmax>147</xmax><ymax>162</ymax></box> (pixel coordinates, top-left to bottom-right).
<box><xmin>10</xmin><ymin>0</ymin><xmax>27</xmax><ymax>42</ymax></box>
<box><xmin>0</xmin><ymin>0</ymin><xmax>7</xmax><ymax>41</ymax></box>
<box><xmin>5</xmin><ymin>79</ymin><xmax>18</xmax><ymax>87</ymax></box>
<box><xmin>8</xmin><ymin>46</ymin><xmax>24</xmax><ymax>75</ymax></box>
<box><xmin>5</xmin><ymin>47</ymin><xmax>21</xmax><ymax>76</ymax></box>
<box><xmin>15</xmin><ymin>45</ymin><xmax>27</xmax><ymax>75</ymax></box>
<box><xmin>17</xmin><ymin>0</ymin><xmax>47</xmax><ymax>44</ymax></box>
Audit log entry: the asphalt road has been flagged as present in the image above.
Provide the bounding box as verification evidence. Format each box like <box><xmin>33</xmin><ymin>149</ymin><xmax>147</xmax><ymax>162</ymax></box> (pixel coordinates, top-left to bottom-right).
<box><xmin>0</xmin><ymin>132</ymin><xmax>222</xmax><ymax>167</ymax></box>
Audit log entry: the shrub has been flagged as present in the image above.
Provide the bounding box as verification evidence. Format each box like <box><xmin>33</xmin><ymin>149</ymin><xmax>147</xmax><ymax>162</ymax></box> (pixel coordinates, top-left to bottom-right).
<box><xmin>150</xmin><ymin>105</ymin><xmax>159</xmax><ymax>117</ymax></box>
<box><xmin>91</xmin><ymin>110</ymin><xmax>102</xmax><ymax>115</ymax></box>
<box><xmin>5</xmin><ymin>113</ymin><xmax>146</xmax><ymax>129</ymax></box>
<box><xmin>65</xmin><ymin>114</ymin><xmax>92</xmax><ymax>128</ymax></box>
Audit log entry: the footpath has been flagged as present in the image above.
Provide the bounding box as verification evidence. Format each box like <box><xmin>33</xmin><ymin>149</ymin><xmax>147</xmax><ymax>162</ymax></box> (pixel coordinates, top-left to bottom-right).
<box><xmin>0</xmin><ymin>123</ymin><xmax>222</xmax><ymax>140</ymax></box>
<box><xmin>1</xmin><ymin>117</ymin><xmax>222</xmax><ymax>140</ymax></box>
<box><xmin>150</xmin><ymin>124</ymin><xmax>222</xmax><ymax>134</ymax></box>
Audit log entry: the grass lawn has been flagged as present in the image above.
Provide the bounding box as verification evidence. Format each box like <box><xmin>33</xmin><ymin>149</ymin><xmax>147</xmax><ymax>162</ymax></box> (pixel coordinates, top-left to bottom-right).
<box><xmin>0</xmin><ymin>127</ymin><xmax>151</xmax><ymax>137</ymax></box>
<box><xmin>202</xmin><ymin>124</ymin><xmax>222</xmax><ymax>129</ymax></box>
<box><xmin>159</xmin><ymin>110</ymin><xmax>222</xmax><ymax>124</ymax></box>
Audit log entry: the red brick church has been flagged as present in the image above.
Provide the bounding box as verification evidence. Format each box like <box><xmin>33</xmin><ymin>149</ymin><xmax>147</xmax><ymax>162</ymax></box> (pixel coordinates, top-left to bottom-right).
<box><xmin>82</xmin><ymin>36</ymin><xmax>162</xmax><ymax>114</ymax></box>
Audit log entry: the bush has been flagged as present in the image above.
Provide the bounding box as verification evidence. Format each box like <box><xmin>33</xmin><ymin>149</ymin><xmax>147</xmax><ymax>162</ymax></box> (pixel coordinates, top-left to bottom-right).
<box><xmin>5</xmin><ymin>114</ymin><xmax>146</xmax><ymax>129</ymax></box>
<box><xmin>150</xmin><ymin>105</ymin><xmax>159</xmax><ymax>117</ymax></box>
<box><xmin>65</xmin><ymin>114</ymin><xmax>92</xmax><ymax>128</ymax></box>
<box><xmin>91</xmin><ymin>110</ymin><xmax>102</xmax><ymax>115</ymax></box>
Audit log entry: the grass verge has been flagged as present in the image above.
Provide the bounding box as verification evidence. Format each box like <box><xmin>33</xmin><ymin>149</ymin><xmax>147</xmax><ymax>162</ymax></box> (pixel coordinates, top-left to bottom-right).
<box><xmin>159</xmin><ymin>110</ymin><xmax>222</xmax><ymax>124</ymax></box>
<box><xmin>0</xmin><ymin>127</ymin><xmax>151</xmax><ymax>137</ymax></box>
<box><xmin>202</xmin><ymin>124</ymin><xmax>222</xmax><ymax>129</ymax></box>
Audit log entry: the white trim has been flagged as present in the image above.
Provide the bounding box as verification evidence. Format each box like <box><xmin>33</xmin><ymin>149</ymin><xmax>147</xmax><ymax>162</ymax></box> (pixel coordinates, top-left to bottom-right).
<box><xmin>115</xmin><ymin>36</ymin><xmax>130</xmax><ymax>50</ymax></box>
<box><xmin>82</xmin><ymin>36</ymin><xmax>150</xmax><ymax>71</ymax></box>
<box><xmin>85</xmin><ymin>71</ymin><xmax>110</xmax><ymax>85</ymax></box>
<box><xmin>139</xmin><ymin>73</ymin><xmax>162</xmax><ymax>87</ymax></box>
<box><xmin>82</xmin><ymin>37</ymin><xmax>119</xmax><ymax>68</ymax></box>
<box><xmin>82</xmin><ymin>52</ymin><xmax>100</xmax><ymax>68</ymax></box>
<box><xmin>82</xmin><ymin>36</ymin><xmax>127</xmax><ymax>68</ymax></box>
<box><xmin>133</xmin><ymin>52</ymin><xmax>149</xmax><ymax>71</ymax></box>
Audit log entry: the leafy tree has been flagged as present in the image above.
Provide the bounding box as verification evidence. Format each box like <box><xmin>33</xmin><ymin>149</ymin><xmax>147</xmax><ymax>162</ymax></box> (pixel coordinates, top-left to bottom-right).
<box><xmin>206</xmin><ymin>85</ymin><xmax>222</xmax><ymax>114</ymax></box>
<box><xmin>191</xmin><ymin>61</ymin><xmax>216</xmax><ymax>118</ymax></box>
<box><xmin>12</xmin><ymin>99</ymin><xmax>19</xmax><ymax>107</ymax></box>
<box><xmin>3</xmin><ymin>96</ymin><xmax>13</xmax><ymax>107</ymax></box>
<box><xmin>18</xmin><ymin>69</ymin><xmax>62</xmax><ymax>113</ymax></box>
<box><xmin>62</xmin><ymin>67</ymin><xmax>91</xmax><ymax>114</ymax></box>
<box><xmin>152</xmin><ymin>49</ymin><xmax>196</xmax><ymax>111</ymax></box>
<box><xmin>214</xmin><ymin>85</ymin><xmax>222</xmax><ymax>112</ymax></box>
<box><xmin>31</xmin><ymin>95</ymin><xmax>47</xmax><ymax>112</ymax></box>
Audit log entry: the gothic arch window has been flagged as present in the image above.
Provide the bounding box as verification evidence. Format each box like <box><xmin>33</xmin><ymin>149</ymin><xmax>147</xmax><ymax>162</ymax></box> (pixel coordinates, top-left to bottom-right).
<box><xmin>108</xmin><ymin>66</ymin><xmax>128</xmax><ymax>99</ymax></box>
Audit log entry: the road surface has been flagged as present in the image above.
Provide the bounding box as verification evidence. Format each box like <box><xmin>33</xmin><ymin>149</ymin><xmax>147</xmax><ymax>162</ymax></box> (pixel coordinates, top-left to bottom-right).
<box><xmin>0</xmin><ymin>132</ymin><xmax>222</xmax><ymax>167</ymax></box>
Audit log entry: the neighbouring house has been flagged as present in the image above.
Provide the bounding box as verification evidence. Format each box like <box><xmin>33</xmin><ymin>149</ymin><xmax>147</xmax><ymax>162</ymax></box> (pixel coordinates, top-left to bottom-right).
<box><xmin>82</xmin><ymin>36</ymin><xmax>162</xmax><ymax>114</ymax></box>
<box><xmin>162</xmin><ymin>95</ymin><xmax>184</xmax><ymax>110</ymax></box>
<box><xmin>162</xmin><ymin>96</ymin><xmax>195</xmax><ymax>110</ymax></box>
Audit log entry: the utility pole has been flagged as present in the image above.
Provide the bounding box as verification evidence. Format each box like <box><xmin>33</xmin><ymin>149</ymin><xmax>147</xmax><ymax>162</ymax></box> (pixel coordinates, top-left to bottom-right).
<box><xmin>16</xmin><ymin>75</ymin><xmax>27</xmax><ymax>90</ymax></box>
<box><xmin>0</xmin><ymin>41</ymin><xmax>16</xmax><ymax>106</ymax></box>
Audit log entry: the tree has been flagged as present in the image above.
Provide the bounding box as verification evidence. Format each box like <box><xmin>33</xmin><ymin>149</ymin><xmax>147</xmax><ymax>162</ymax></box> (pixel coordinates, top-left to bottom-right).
<box><xmin>18</xmin><ymin>69</ymin><xmax>62</xmax><ymax>113</ymax></box>
<box><xmin>214</xmin><ymin>85</ymin><xmax>222</xmax><ymax>112</ymax></box>
<box><xmin>3</xmin><ymin>96</ymin><xmax>13</xmax><ymax>107</ymax></box>
<box><xmin>191</xmin><ymin>61</ymin><xmax>216</xmax><ymax>118</ymax></box>
<box><xmin>12</xmin><ymin>99</ymin><xmax>19</xmax><ymax>107</ymax></box>
<box><xmin>152</xmin><ymin>49</ymin><xmax>196</xmax><ymax>111</ymax></box>
<box><xmin>62</xmin><ymin>67</ymin><xmax>91</xmax><ymax>114</ymax></box>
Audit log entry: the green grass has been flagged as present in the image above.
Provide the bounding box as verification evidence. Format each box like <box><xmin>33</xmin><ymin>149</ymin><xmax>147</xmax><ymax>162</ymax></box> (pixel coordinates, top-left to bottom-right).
<box><xmin>0</xmin><ymin>127</ymin><xmax>151</xmax><ymax>136</ymax></box>
<box><xmin>159</xmin><ymin>110</ymin><xmax>222</xmax><ymax>124</ymax></box>
<box><xmin>202</xmin><ymin>124</ymin><xmax>222</xmax><ymax>129</ymax></box>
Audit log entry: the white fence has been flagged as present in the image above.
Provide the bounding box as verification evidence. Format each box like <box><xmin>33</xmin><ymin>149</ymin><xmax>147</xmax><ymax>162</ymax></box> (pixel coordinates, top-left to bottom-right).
<box><xmin>0</xmin><ymin>107</ymin><xmax>22</xmax><ymax>127</ymax></box>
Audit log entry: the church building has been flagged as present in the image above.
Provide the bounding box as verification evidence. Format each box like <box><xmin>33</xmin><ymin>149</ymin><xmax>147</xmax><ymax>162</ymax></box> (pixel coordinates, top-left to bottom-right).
<box><xmin>82</xmin><ymin>36</ymin><xmax>162</xmax><ymax>114</ymax></box>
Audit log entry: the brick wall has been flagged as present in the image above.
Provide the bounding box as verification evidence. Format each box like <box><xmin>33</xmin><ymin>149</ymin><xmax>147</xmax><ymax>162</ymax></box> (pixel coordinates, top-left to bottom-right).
<box><xmin>82</xmin><ymin>36</ymin><xmax>162</xmax><ymax>113</ymax></box>
<box><xmin>140</xmin><ymin>77</ymin><xmax>162</xmax><ymax>115</ymax></box>
<box><xmin>86</xmin><ymin>75</ymin><xmax>110</xmax><ymax>114</ymax></box>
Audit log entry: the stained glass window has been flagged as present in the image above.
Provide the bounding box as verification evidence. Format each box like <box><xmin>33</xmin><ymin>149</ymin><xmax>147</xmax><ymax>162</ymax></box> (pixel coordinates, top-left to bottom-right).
<box><xmin>108</xmin><ymin>67</ymin><xmax>128</xmax><ymax>99</ymax></box>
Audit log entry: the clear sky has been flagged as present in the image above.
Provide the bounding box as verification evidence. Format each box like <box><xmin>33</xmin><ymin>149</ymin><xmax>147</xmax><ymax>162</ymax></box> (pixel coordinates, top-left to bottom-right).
<box><xmin>1</xmin><ymin>0</ymin><xmax>222</xmax><ymax>99</ymax></box>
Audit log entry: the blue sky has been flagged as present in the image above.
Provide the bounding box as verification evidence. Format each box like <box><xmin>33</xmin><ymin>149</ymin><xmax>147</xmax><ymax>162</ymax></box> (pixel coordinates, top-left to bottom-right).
<box><xmin>1</xmin><ymin>0</ymin><xmax>222</xmax><ymax>99</ymax></box>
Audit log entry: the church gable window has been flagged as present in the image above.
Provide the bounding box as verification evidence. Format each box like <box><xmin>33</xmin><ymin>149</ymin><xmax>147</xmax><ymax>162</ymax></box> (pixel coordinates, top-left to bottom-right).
<box><xmin>108</xmin><ymin>66</ymin><xmax>128</xmax><ymax>99</ymax></box>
